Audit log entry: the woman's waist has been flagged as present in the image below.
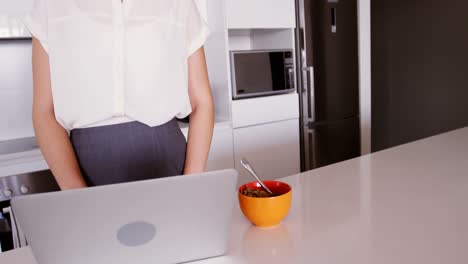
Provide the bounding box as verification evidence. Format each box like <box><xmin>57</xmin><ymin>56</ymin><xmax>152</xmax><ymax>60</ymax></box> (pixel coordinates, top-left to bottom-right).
<box><xmin>82</xmin><ymin>116</ymin><xmax>136</xmax><ymax>129</ymax></box>
<box><xmin>70</xmin><ymin>117</ymin><xmax>181</xmax><ymax>138</ymax></box>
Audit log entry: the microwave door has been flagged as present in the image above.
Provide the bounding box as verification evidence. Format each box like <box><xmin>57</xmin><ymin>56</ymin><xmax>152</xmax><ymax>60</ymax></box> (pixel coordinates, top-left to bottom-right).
<box><xmin>231</xmin><ymin>50</ymin><xmax>294</xmax><ymax>100</ymax></box>
<box><xmin>232</xmin><ymin>52</ymin><xmax>273</xmax><ymax>99</ymax></box>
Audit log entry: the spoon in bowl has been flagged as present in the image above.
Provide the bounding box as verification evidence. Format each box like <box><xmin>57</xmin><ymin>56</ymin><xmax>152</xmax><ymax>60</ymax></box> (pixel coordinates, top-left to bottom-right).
<box><xmin>240</xmin><ymin>158</ymin><xmax>274</xmax><ymax>196</ymax></box>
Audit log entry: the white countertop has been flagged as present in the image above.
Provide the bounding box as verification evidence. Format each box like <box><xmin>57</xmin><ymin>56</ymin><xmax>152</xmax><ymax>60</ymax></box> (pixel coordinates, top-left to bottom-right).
<box><xmin>0</xmin><ymin>149</ymin><xmax>48</xmax><ymax>178</ymax></box>
<box><xmin>3</xmin><ymin>127</ymin><xmax>468</xmax><ymax>264</ymax></box>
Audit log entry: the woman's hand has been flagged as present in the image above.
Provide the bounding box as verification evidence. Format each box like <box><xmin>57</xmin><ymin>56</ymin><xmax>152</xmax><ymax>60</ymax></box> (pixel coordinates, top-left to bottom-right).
<box><xmin>32</xmin><ymin>37</ymin><xmax>87</xmax><ymax>190</ymax></box>
<box><xmin>184</xmin><ymin>47</ymin><xmax>214</xmax><ymax>175</ymax></box>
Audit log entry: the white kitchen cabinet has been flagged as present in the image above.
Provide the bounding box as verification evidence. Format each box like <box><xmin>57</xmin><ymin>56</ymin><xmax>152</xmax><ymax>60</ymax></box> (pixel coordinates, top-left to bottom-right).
<box><xmin>233</xmin><ymin>119</ymin><xmax>300</xmax><ymax>186</ymax></box>
<box><xmin>231</xmin><ymin>93</ymin><xmax>299</xmax><ymax>129</ymax></box>
<box><xmin>0</xmin><ymin>0</ymin><xmax>33</xmax><ymax>38</ymax></box>
<box><xmin>181</xmin><ymin>123</ymin><xmax>235</xmax><ymax>172</ymax></box>
<box><xmin>226</xmin><ymin>0</ymin><xmax>296</xmax><ymax>29</ymax></box>
<box><xmin>205</xmin><ymin>125</ymin><xmax>235</xmax><ymax>171</ymax></box>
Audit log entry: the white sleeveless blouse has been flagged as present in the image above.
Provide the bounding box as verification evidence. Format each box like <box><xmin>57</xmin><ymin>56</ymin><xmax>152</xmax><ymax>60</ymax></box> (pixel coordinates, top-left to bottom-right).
<box><xmin>24</xmin><ymin>0</ymin><xmax>210</xmax><ymax>130</ymax></box>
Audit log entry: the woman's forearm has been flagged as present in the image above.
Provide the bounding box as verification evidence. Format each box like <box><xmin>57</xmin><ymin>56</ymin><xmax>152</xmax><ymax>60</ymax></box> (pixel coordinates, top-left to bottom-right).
<box><xmin>184</xmin><ymin>47</ymin><xmax>214</xmax><ymax>175</ymax></box>
<box><xmin>184</xmin><ymin>103</ymin><xmax>215</xmax><ymax>175</ymax></box>
<box><xmin>33</xmin><ymin>112</ymin><xmax>87</xmax><ymax>190</ymax></box>
<box><xmin>31</xmin><ymin>37</ymin><xmax>86</xmax><ymax>190</ymax></box>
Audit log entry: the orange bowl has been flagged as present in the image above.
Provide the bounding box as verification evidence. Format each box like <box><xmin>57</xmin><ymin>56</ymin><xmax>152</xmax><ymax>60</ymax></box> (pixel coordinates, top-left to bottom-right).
<box><xmin>238</xmin><ymin>181</ymin><xmax>292</xmax><ymax>228</ymax></box>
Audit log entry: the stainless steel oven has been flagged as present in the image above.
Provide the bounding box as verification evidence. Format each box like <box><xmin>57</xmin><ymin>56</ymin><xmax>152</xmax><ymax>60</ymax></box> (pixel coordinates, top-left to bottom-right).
<box><xmin>0</xmin><ymin>138</ymin><xmax>60</xmax><ymax>252</ymax></box>
<box><xmin>0</xmin><ymin>171</ymin><xmax>60</xmax><ymax>252</ymax></box>
<box><xmin>230</xmin><ymin>49</ymin><xmax>296</xmax><ymax>100</ymax></box>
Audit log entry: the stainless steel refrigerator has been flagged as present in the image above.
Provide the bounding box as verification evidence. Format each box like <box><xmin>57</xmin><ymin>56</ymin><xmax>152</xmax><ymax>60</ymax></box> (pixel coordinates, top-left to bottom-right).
<box><xmin>295</xmin><ymin>0</ymin><xmax>361</xmax><ymax>171</ymax></box>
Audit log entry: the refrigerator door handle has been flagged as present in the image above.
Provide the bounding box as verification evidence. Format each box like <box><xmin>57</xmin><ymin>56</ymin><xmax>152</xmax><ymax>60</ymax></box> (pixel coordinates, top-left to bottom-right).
<box><xmin>298</xmin><ymin>0</ymin><xmax>314</xmax><ymax>67</ymax></box>
<box><xmin>306</xmin><ymin>128</ymin><xmax>318</xmax><ymax>169</ymax></box>
<box><xmin>303</xmin><ymin>66</ymin><xmax>316</xmax><ymax>123</ymax></box>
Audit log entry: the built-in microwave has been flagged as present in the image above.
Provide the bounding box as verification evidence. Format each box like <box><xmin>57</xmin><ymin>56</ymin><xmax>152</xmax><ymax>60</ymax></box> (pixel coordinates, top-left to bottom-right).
<box><xmin>230</xmin><ymin>49</ymin><xmax>296</xmax><ymax>100</ymax></box>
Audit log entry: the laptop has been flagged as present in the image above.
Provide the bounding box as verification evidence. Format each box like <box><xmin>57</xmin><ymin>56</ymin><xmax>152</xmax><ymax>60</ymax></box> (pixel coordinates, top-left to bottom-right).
<box><xmin>11</xmin><ymin>169</ymin><xmax>238</xmax><ymax>264</ymax></box>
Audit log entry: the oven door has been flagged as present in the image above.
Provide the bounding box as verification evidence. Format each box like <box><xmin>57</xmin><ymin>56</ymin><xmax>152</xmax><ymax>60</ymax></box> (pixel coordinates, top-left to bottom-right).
<box><xmin>0</xmin><ymin>204</ymin><xmax>27</xmax><ymax>252</ymax></box>
<box><xmin>0</xmin><ymin>207</ymin><xmax>13</xmax><ymax>252</ymax></box>
<box><xmin>0</xmin><ymin>171</ymin><xmax>60</xmax><ymax>252</ymax></box>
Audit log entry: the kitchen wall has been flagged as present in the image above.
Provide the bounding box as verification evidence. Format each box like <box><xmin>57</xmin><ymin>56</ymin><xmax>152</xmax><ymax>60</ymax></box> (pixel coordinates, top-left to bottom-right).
<box><xmin>371</xmin><ymin>0</ymin><xmax>468</xmax><ymax>151</ymax></box>
<box><xmin>0</xmin><ymin>40</ymin><xmax>34</xmax><ymax>141</ymax></box>
<box><xmin>0</xmin><ymin>0</ymin><xmax>34</xmax><ymax>141</ymax></box>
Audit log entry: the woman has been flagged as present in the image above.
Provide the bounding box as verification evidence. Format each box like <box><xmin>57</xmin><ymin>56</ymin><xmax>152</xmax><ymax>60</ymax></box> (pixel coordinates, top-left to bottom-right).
<box><xmin>24</xmin><ymin>0</ymin><xmax>214</xmax><ymax>189</ymax></box>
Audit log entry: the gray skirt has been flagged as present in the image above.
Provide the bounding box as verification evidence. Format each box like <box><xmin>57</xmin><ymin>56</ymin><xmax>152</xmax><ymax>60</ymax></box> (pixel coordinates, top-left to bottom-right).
<box><xmin>70</xmin><ymin>119</ymin><xmax>187</xmax><ymax>187</ymax></box>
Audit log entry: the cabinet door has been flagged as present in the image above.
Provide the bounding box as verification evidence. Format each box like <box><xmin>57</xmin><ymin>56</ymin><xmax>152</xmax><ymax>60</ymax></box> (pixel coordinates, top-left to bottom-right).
<box><xmin>181</xmin><ymin>125</ymin><xmax>235</xmax><ymax>172</ymax></box>
<box><xmin>226</xmin><ymin>0</ymin><xmax>296</xmax><ymax>29</ymax></box>
<box><xmin>0</xmin><ymin>0</ymin><xmax>33</xmax><ymax>38</ymax></box>
<box><xmin>233</xmin><ymin>119</ymin><xmax>300</xmax><ymax>186</ymax></box>
<box><xmin>206</xmin><ymin>126</ymin><xmax>235</xmax><ymax>171</ymax></box>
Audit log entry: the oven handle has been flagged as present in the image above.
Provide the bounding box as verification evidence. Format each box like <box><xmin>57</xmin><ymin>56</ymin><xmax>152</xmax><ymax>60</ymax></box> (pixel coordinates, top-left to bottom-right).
<box><xmin>2</xmin><ymin>208</ymin><xmax>18</xmax><ymax>248</ymax></box>
<box><xmin>3</xmin><ymin>207</ymin><xmax>28</xmax><ymax>248</ymax></box>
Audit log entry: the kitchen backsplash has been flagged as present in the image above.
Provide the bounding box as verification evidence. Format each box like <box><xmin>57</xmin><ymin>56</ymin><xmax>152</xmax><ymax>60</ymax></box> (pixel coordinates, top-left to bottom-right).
<box><xmin>0</xmin><ymin>40</ymin><xmax>35</xmax><ymax>141</ymax></box>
